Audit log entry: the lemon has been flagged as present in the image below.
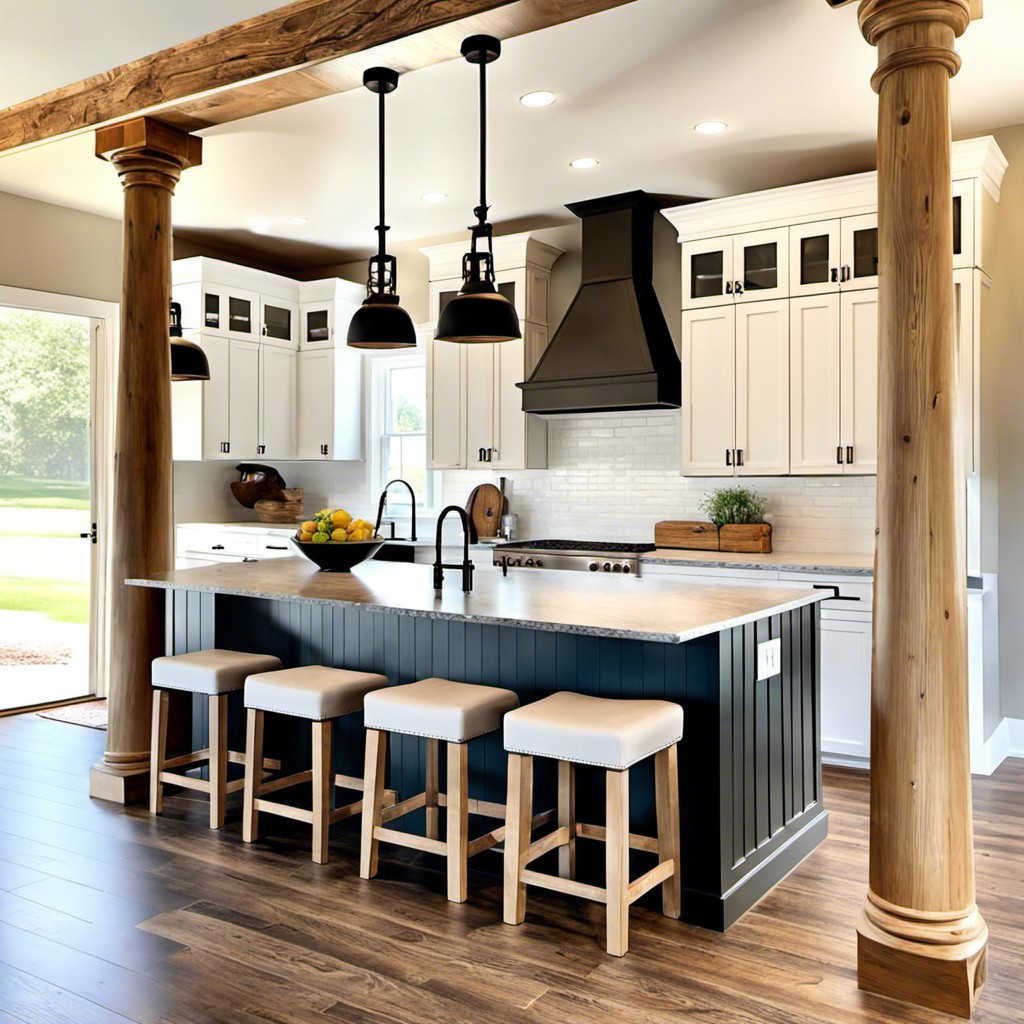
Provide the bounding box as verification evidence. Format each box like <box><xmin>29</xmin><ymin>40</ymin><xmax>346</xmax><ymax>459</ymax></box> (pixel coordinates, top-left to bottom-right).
<box><xmin>298</xmin><ymin>531</ymin><xmax>313</xmax><ymax>542</ymax></box>
<box><xmin>331</xmin><ymin>529</ymin><xmax>348</xmax><ymax>542</ymax></box>
<box><xmin>301</xmin><ymin>521</ymin><xmax>317</xmax><ymax>534</ymax></box>
<box><xmin>331</xmin><ymin>509</ymin><xmax>352</xmax><ymax>528</ymax></box>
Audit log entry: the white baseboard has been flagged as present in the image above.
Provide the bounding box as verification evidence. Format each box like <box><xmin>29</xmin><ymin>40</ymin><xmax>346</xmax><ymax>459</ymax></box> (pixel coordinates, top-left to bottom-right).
<box><xmin>1007</xmin><ymin>718</ymin><xmax>1024</xmax><ymax>759</ymax></box>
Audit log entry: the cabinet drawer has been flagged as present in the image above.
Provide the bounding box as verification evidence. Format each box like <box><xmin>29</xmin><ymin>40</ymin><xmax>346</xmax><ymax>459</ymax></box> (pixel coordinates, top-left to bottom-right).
<box><xmin>779</xmin><ymin>572</ymin><xmax>872</xmax><ymax>611</ymax></box>
<box><xmin>258</xmin><ymin>535</ymin><xmax>296</xmax><ymax>558</ymax></box>
<box><xmin>177</xmin><ymin>528</ymin><xmax>260</xmax><ymax>557</ymax></box>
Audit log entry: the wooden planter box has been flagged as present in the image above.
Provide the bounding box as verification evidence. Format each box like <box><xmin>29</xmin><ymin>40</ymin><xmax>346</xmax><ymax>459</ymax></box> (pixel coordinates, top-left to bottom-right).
<box><xmin>719</xmin><ymin>523</ymin><xmax>772</xmax><ymax>553</ymax></box>
<box><xmin>654</xmin><ymin>521</ymin><xmax>772</xmax><ymax>553</ymax></box>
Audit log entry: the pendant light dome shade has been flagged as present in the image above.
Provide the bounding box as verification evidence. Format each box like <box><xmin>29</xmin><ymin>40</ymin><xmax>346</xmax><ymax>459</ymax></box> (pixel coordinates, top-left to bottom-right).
<box><xmin>434</xmin><ymin>35</ymin><xmax>520</xmax><ymax>345</ymax></box>
<box><xmin>347</xmin><ymin>67</ymin><xmax>416</xmax><ymax>349</ymax></box>
<box><xmin>348</xmin><ymin>293</ymin><xmax>416</xmax><ymax>349</ymax></box>
<box><xmin>169</xmin><ymin>301</ymin><xmax>210</xmax><ymax>381</ymax></box>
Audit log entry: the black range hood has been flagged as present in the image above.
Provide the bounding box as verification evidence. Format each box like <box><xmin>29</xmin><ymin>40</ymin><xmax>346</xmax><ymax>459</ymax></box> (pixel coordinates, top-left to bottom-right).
<box><xmin>518</xmin><ymin>190</ymin><xmax>696</xmax><ymax>414</ymax></box>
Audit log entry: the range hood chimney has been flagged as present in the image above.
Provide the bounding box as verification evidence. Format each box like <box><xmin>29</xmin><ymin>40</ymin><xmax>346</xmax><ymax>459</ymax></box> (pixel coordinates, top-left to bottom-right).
<box><xmin>518</xmin><ymin>190</ymin><xmax>695</xmax><ymax>414</ymax></box>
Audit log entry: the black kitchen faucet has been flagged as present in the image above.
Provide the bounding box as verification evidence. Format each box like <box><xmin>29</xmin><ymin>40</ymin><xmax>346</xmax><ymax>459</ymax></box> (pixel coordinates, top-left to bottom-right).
<box><xmin>433</xmin><ymin>506</ymin><xmax>475</xmax><ymax>593</ymax></box>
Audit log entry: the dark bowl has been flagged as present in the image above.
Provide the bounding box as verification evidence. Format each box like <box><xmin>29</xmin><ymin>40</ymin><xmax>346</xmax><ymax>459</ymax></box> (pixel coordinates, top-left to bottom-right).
<box><xmin>289</xmin><ymin>537</ymin><xmax>385</xmax><ymax>572</ymax></box>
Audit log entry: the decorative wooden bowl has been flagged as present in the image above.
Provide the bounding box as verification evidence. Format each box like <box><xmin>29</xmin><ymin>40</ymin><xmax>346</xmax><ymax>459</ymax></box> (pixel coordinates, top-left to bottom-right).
<box><xmin>289</xmin><ymin>537</ymin><xmax>384</xmax><ymax>572</ymax></box>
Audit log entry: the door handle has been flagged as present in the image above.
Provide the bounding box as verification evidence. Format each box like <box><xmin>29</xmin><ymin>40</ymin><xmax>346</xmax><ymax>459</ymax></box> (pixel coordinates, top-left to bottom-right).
<box><xmin>837</xmin><ymin>445</ymin><xmax>844</xmax><ymax>465</ymax></box>
<box><xmin>725</xmin><ymin>280</ymin><xmax>733</xmax><ymax>295</ymax></box>
<box><xmin>79</xmin><ymin>523</ymin><xmax>97</xmax><ymax>544</ymax></box>
<box><xmin>725</xmin><ymin>448</ymin><xmax>732</xmax><ymax>467</ymax></box>
<box><xmin>735</xmin><ymin>449</ymin><xmax>744</xmax><ymax>467</ymax></box>
<box><xmin>830</xmin><ymin>267</ymin><xmax>839</xmax><ymax>283</ymax></box>
<box><xmin>841</xmin><ymin>265</ymin><xmax>851</xmax><ymax>283</ymax></box>
<box><xmin>734</xmin><ymin>280</ymin><xmax>744</xmax><ymax>295</ymax></box>
<box><xmin>846</xmin><ymin>445</ymin><xmax>854</xmax><ymax>464</ymax></box>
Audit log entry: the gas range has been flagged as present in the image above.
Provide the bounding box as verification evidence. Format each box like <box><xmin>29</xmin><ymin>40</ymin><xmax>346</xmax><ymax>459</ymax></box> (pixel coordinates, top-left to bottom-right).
<box><xmin>492</xmin><ymin>539</ymin><xmax>655</xmax><ymax>576</ymax></box>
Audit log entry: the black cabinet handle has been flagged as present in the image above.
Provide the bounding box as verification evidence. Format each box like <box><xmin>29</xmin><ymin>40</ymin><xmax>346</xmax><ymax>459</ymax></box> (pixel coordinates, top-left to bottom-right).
<box><xmin>725</xmin><ymin>280</ymin><xmax>733</xmax><ymax>295</ymax></box>
<box><xmin>846</xmin><ymin>445</ymin><xmax>854</xmax><ymax>464</ymax></box>
<box><xmin>841</xmin><ymin>265</ymin><xmax>851</xmax><ymax>283</ymax></box>
<box><xmin>813</xmin><ymin>584</ymin><xmax>861</xmax><ymax>602</ymax></box>
<box><xmin>734</xmin><ymin>280</ymin><xmax>744</xmax><ymax>295</ymax></box>
<box><xmin>830</xmin><ymin>267</ymin><xmax>839</xmax><ymax>283</ymax></box>
<box><xmin>257</xmin><ymin>444</ymin><xmax>266</xmax><ymax>455</ymax></box>
<box><xmin>225</xmin><ymin>442</ymin><xmax>230</xmax><ymax>454</ymax></box>
<box><xmin>725</xmin><ymin>448</ymin><xmax>732</xmax><ymax>467</ymax></box>
<box><xmin>836</xmin><ymin>445</ymin><xmax>844</xmax><ymax>465</ymax></box>
<box><xmin>211</xmin><ymin>544</ymin><xmax>225</xmax><ymax>551</ymax></box>
<box><xmin>323</xmin><ymin>444</ymin><xmax>329</xmax><ymax>457</ymax></box>
<box><xmin>266</xmin><ymin>545</ymin><xmax>288</xmax><ymax>550</ymax></box>
<box><xmin>478</xmin><ymin>447</ymin><xmax>485</xmax><ymax>462</ymax></box>
<box><xmin>736</xmin><ymin>449</ymin><xmax>744</xmax><ymax>467</ymax></box>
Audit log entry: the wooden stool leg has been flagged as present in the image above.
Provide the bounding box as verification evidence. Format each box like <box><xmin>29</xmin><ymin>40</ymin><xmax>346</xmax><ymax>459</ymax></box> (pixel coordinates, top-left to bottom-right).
<box><xmin>425</xmin><ymin>738</ymin><xmax>439</xmax><ymax>841</ymax></box>
<box><xmin>606</xmin><ymin>768</ymin><xmax>630</xmax><ymax>957</ymax></box>
<box><xmin>149</xmin><ymin>689</ymin><xmax>169</xmax><ymax>815</ymax></box>
<box><xmin>360</xmin><ymin>729</ymin><xmax>387</xmax><ymax>879</ymax></box>
<box><xmin>557</xmin><ymin>760</ymin><xmax>576</xmax><ymax>879</ymax></box>
<box><xmin>503</xmin><ymin>753</ymin><xmax>533</xmax><ymax>926</ymax></box>
<box><xmin>311</xmin><ymin>719</ymin><xmax>334</xmax><ymax>865</ymax></box>
<box><xmin>208</xmin><ymin>694</ymin><xmax>229</xmax><ymax>830</ymax></box>
<box><xmin>655</xmin><ymin>744</ymin><xmax>681</xmax><ymax>919</ymax></box>
<box><xmin>446</xmin><ymin>741</ymin><xmax>469</xmax><ymax>903</ymax></box>
<box><xmin>242</xmin><ymin>708</ymin><xmax>264</xmax><ymax>844</ymax></box>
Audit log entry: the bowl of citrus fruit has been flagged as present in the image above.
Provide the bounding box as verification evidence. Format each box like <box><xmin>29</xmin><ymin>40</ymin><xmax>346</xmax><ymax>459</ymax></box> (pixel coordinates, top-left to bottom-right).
<box><xmin>290</xmin><ymin>508</ymin><xmax>385</xmax><ymax>572</ymax></box>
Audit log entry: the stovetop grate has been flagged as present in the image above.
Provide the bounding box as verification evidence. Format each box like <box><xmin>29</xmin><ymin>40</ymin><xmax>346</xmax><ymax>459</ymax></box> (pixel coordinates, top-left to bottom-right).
<box><xmin>494</xmin><ymin>539</ymin><xmax>656</xmax><ymax>554</ymax></box>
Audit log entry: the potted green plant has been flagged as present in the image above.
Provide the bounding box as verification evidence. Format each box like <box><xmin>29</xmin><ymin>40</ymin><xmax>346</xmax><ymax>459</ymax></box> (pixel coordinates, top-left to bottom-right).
<box><xmin>698</xmin><ymin>486</ymin><xmax>772</xmax><ymax>552</ymax></box>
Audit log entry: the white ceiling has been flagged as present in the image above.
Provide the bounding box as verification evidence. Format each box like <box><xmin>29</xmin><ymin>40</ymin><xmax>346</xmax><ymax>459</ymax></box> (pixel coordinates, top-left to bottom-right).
<box><xmin>2</xmin><ymin>0</ymin><xmax>1022</xmax><ymax>268</ymax></box>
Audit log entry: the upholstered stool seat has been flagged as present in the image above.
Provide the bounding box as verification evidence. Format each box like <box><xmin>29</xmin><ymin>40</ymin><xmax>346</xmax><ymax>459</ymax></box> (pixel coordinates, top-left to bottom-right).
<box><xmin>503</xmin><ymin>691</ymin><xmax>683</xmax><ymax>770</ymax></box>
<box><xmin>360</xmin><ymin>678</ymin><xmax>525</xmax><ymax>903</ymax></box>
<box><xmin>152</xmin><ymin>649</ymin><xmax>281</xmax><ymax>695</ymax></box>
<box><xmin>242</xmin><ymin>666</ymin><xmax>390</xmax><ymax>864</ymax></box>
<box><xmin>363</xmin><ymin>677</ymin><xmax>519</xmax><ymax>742</ymax></box>
<box><xmin>503</xmin><ymin>692</ymin><xmax>684</xmax><ymax>957</ymax></box>
<box><xmin>150</xmin><ymin>648</ymin><xmax>282</xmax><ymax>830</ymax></box>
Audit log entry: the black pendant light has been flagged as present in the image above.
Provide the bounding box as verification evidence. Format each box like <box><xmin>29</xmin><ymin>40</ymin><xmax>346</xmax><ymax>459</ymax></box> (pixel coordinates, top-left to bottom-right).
<box><xmin>347</xmin><ymin>67</ymin><xmax>416</xmax><ymax>349</ymax></box>
<box><xmin>434</xmin><ymin>35</ymin><xmax>521</xmax><ymax>345</ymax></box>
<box><xmin>169</xmin><ymin>301</ymin><xmax>210</xmax><ymax>381</ymax></box>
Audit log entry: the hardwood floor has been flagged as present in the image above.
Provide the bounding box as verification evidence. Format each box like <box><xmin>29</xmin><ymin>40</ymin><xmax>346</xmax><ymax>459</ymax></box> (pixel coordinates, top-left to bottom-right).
<box><xmin>0</xmin><ymin>713</ymin><xmax>1021</xmax><ymax>1024</ymax></box>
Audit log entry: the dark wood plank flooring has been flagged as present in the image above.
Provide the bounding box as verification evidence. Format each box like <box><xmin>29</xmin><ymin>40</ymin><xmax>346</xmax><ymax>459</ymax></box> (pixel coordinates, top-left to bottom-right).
<box><xmin>0</xmin><ymin>712</ymin><xmax>1021</xmax><ymax>1023</ymax></box>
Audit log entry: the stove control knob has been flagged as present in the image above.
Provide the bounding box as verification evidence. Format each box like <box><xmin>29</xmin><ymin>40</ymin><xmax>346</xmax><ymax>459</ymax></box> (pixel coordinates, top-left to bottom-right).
<box><xmin>611</xmin><ymin>562</ymin><xmax>623</xmax><ymax>573</ymax></box>
<box><xmin>589</xmin><ymin>562</ymin><xmax>599</xmax><ymax>572</ymax></box>
<box><xmin>535</xmin><ymin>559</ymin><xmax>543</xmax><ymax>568</ymax></box>
<box><xmin>622</xmin><ymin>563</ymin><xmax>632</xmax><ymax>574</ymax></box>
<box><xmin>525</xmin><ymin>558</ymin><xmax>535</xmax><ymax>567</ymax></box>
<box><xmin>603</xmin><ymin>562</ymin><xmax>612</xmax><ymax>572</ymax></box>
<box><xmin>514</xmin><ymin>557</ymin><xmax>523</xmax><ymax>567</ymax></box>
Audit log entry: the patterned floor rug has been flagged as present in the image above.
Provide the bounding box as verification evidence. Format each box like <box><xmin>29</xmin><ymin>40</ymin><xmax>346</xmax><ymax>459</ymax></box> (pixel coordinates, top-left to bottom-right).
<box><xmin>37</xmin><ymin>699</ymin><xmax>107</xmax><ymax>729</ymax></box>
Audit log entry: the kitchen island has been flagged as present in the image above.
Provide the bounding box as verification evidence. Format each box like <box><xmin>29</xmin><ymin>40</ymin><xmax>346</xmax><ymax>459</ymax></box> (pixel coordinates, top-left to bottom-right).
<box><xmin>130</xmin><ymin>559</ymin><xmax>828</xmax><ymax>930</ymax></box>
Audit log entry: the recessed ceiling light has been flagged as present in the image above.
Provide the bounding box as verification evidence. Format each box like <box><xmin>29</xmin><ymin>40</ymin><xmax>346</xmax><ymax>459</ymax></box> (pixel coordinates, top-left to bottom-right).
<box><xmin>421</xmin><ymin>192</ymin><xmax>448</xmax><ymax>203</ymax></box>
<box><xmin>520</xmin><ymin>90</ymin><xmax>555</xmax><ymax>108</ymax></box>
<box><xmin>694</xmin><ymin>120</ymin><xmax>728</xmax><ymax>135</ymax></box>
<box><xmin>287</xmin><ymin>216</ymin><xmax>309</xmax><ymax>226</ymax></box>
<box><xmin>248</xmin><ymin>216</ymin><xmax>273</xmax><ymax>230</ymax></box>
<box><xmin>569</xmin><ymin>157</ymin><xmax>599</xmax><ymax>169</ymax></box>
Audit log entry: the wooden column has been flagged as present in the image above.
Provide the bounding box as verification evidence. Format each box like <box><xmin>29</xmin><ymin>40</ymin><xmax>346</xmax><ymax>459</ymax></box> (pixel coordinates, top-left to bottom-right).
<box><xmin>89</xmin><ymin>118</ymin><xmax>201</xmax><ymax>804</ymax></box>
<box><xmin>854</xmin><ymin>1</ymin><xmax>987</xmax><ymax>1016</ymax></box>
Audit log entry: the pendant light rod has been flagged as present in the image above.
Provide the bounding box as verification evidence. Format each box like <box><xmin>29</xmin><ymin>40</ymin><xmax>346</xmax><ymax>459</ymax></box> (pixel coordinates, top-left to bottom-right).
<box><xmin>377</xmin><ymin>81</ymin><xmax>388</xmax><ymax>262</ymax></box>
<box><xmin>476</xmin><ymin>55</ymin><xmax>488</xmax><ymax>226</ymax></box>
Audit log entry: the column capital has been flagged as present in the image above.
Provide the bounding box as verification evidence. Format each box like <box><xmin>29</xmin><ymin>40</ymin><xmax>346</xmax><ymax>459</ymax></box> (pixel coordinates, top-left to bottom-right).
<box><xmin>96</xmin><ymin>116</ymin><xmax>202</xmax><ymax>190</ymax></box>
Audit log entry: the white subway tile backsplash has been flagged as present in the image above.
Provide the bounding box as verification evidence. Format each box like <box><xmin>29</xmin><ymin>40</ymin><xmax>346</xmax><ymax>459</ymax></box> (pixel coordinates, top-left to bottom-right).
<box><xmin>442</xmin><ymin>410</ymin><xmax>876</xmax><ymax>553</ymax></box>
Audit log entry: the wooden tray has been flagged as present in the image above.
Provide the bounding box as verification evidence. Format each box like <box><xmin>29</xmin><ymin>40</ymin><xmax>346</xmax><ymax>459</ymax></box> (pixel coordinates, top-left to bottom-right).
<box><xmin>255</xmin><ymin>488</ymin><xmax>304</xmax><ymax>524</ymax></box>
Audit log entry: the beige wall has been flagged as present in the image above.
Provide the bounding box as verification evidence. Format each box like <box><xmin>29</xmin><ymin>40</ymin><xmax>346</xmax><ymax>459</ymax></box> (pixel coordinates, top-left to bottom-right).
<box><xmin>0</xmin><ymin>190</ymin><xmax>121</xmax><ymax>302</ymax></box>
<box><xmin>989</xmin><ymin>124</ymin><xmax>1024</xmax><ymax>719</ymax></box>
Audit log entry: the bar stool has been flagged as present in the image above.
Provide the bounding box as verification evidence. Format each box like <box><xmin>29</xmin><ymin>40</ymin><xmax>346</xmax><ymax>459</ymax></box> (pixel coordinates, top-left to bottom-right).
<box><xmin>150</xmin><ymin>648</ymin><xmax>282</xmax><ymax>829</ymax></box>
<box><xmin>360</xmin><ymin>677</ymin><xmax>520</xmax><ymax>903</ymax></box>
<box><xmin>502</xmin><ymin>692</ymin><xmax>683</xmax><ymax>956</ymax></box>
<box><xmin>242</xmin><ymin>665</ymin><xmax>389</xmax><ymax>863</ymax></box>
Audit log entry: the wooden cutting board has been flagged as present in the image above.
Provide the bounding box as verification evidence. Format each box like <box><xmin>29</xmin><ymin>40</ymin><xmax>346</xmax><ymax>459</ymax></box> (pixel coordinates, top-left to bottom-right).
<box><xmin>466</xmin><ymin>484</ymin><xmax>506</xmax><ymax>539</ymax></box>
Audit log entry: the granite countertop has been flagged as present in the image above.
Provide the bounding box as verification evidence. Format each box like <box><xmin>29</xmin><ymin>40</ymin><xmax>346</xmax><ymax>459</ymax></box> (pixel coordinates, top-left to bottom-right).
<box><xmin>642</xmin><ymin>549</ymin><xmax>874</xmax><ymax>576</ymax></box>
<box><xmin>129</xmin><ymin>558</ymin><xmax>827</xmax><ymax>645</ymax></box>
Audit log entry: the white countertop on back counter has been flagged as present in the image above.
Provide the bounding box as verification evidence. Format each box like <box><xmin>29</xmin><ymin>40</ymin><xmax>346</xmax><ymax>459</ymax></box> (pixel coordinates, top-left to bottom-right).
<box><xmin>128</xmin><ymin>558</ymin><xmax>827</xmax><ymax>645</ymax></box>
<box><xmin>641</xmin><ymin>549</ymin><xmax>874</xmax><ymax>575</ymax></box>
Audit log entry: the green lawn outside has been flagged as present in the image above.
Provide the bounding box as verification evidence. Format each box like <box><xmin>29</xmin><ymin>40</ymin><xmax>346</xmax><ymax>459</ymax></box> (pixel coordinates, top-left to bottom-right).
<box><xmin>0</xmin><ymin>576</ymin><xmax>89</xmax><ymax>623</ymax></box>
<box><xmin>0</xmin><ymin>475</ymin><xmax>89</xmax><ymax>510</ymax></box>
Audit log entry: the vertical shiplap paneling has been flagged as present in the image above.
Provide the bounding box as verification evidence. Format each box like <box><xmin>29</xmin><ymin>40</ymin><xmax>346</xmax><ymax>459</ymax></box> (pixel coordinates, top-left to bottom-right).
<box><xmin>730</xmin><ymin>627</ymin><xmax>745</xmax><ymax>867</ymax></box>
<box><xmin>791</xmin><ymin>606</ymin><xmax>806</xmax><ymax>815</ymax></box>
<box><xmin>754</xmin><ymin>618</ymin><xmax>770</xmax><ymax>848</ymax></box>
<box><xmin>801</xmin><ymin>603</ymin><xmax>815</xmax><ymax>809</ymax></box>
<box><xmin>781</xmin><ymin>608</ymin><xmax>795</xmax><ymax>824</ymax></box>
<box><xmin>768</xmin><ymin>613</ymin><xmax>785</xmax><ymax>838</ymax></box>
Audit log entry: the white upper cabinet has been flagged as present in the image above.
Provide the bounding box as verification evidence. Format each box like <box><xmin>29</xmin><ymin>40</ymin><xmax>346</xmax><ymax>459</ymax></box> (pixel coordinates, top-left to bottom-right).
<box><xmin>420</xmin><ymin>233</ymin><xmax>562</xmax><ymax>470</ymax></box>
<box><xmin>681</xmin><ymin>227</ymin><xmax>789</xmax><ymax>308</ymax></box>
<box><xmin>172</xmin><ymin>258</ymin><xmax>365</xmax><ymax>461</ymax></box>
<box><xmin>665</xmin><ymin>136</ymin><xmax>1005</xmax><ymax>480</ymax></box>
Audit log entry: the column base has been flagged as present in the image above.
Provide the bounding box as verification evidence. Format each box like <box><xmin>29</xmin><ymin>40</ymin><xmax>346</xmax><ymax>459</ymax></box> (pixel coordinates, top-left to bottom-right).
<box><xmin>857</xmin><ymin>910</ymin><xmax>988</xmax><ymax>1019</ymax></box>
<box><xmin>89</xmin><ymin>759</ymin><xmax>150</xmax><ymax>805</ymax></box>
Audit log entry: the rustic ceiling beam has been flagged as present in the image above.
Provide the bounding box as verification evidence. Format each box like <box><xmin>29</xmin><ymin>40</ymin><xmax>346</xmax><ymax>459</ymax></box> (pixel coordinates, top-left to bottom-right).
<box><xmin>0</xmin><ymin>0</ymin><xmax>634</xmax><ymax>157</ymax></box>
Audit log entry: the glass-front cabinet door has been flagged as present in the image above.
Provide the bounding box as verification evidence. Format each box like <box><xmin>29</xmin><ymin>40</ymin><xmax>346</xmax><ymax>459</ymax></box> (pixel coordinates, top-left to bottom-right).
<box><xmin>681</xmin><ymin>236</ymin><xmax>734</xmax><ymax>309</ymax></box>
<box><xmin>260</xmin><ymin>297</ymin><xmax>298</xmax><ymax>343</ymax></box>
<box><xmin>839</xmin><ymin>214</ymin><xmax>879</xmax><ymax>291</ymax></box>
<box><xmin>734</xmin><ymin>228</ymin><xmax>789</xmax><ymax>303</ymax></box>
<box><xmin>790</xmin><ymin>220</ymin><xmax>842</xmax><ymax>297</ymax></box>
<box><xmin>225</xmin><ymin>288</ymin><xmax>259</xmax><ymax>340</ymax></box>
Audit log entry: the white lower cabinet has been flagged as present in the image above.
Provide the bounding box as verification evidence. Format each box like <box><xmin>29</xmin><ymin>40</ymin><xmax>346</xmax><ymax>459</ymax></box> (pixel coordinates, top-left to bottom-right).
<box><xmin>818</xmin><ymin>610</ymin><xmax>872</xmax><ymax>763</ymax></box>
<box><xmin>175</xmin><ymin>525</ymin><xmax>296</xmax><ymax>568</ymax></box>
<box><xmin>681</xmin><ymin>299</ymin><xmax>788</xmax><ymax>476</ymax></box>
